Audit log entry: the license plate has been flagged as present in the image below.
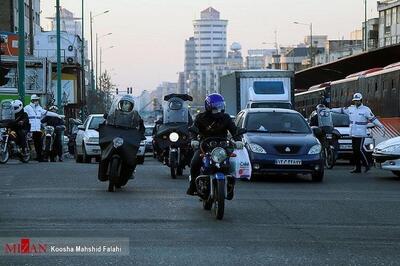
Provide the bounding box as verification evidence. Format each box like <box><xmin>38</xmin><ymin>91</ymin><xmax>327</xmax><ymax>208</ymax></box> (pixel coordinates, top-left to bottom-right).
<box><xmin>275</xmin><ymin>159</ymin><xmax>302</xmax><ymax>166</ymax></box>
<box><xmin>340</xmin><ymin>144</ymin><xmax>352</xmax><ymax>150</ymax></box>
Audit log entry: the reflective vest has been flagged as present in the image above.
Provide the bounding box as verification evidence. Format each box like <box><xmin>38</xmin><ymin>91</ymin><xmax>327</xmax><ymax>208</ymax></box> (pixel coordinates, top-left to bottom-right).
<box><xmin>24</xmin><ymin>104</ymin><xmax>47</xmax><ymax>132</ymax></box>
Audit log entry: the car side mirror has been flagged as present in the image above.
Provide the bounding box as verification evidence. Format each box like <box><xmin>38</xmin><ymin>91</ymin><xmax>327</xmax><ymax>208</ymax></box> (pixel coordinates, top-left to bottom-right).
<box><xmin>103</xmin><ymin>113</ymin><xmax>108</xmax><ymax>119</ymax></box>
<box><xmin>311</xmin><ymin>126</ymin><xmax>322</xmax><ymax>137</ymax></box>
<box><xmin>77</xmin><ymin>125</ymin><xmax>85</xmax><ymax>131</ymax></box>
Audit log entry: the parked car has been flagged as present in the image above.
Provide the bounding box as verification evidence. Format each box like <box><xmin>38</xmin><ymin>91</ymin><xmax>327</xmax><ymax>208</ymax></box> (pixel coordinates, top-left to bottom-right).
<box><xmin>332</xmin><ymin>112</ymin><xmax>375</xmax><ymax>163</ymax></box>
<box><xmin>235</xmin><ymin>108</ymin><xmax>324</xmax><ymax>182</ymax></box>
<box><xmin>144</xmin><ymin>125</ymin><xmax>154</xmax><ymax>153</ymax></box>
<box><xmin>75</xmin><ymin>114</ymin><xmax>146</xmax><ymax>164</ymax></box>
<box><xmin>373</xmin><ymin>136</ymin><xmax>400</xmax><ymax>178</ymax></box>
<box><xmin>75</xmin><ymin>114</ymin><xmax>104</xmax><ymax>163</ymax></box>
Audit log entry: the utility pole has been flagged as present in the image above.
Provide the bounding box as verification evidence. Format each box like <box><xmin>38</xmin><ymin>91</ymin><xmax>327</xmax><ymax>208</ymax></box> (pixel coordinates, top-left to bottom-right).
<box><xmin>18</xmin><ymin>0</ymin><xmax>25</xmax><ymax>103</ymax></box>
<box><xmin>310</xmin><ymin>23</ymin><xmax>313</xmax><ymax>66</ymax></box>
<box><xmin>364</xmin><ymin>0</ymin><xmax>368</xmax><ymax>52</ymax></box>
<box><xmin>90</xmin><ymin>11</ymin><xmax>95</xmax><ymax>91</ymax></box>
<box><xmin>81</xmin><ymin>0</ymin><xmax>85</xmax><ymax>120</ymax></box>
<box><xmin>56</xmin><ymin>0</ymin><xmax>62</xmax><ymax>113</ymax></box>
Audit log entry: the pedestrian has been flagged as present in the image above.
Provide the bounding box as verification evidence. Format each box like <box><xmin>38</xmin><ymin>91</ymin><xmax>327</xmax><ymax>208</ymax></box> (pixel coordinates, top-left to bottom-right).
<box><xmin>331</xmin><ymin>92</ymin><xmax>385</xmax><ymax>173</ymax></box>
<box><xmin>24</xmin><ymin>95</ymin><xmax>61</xmax><ymax>162</ymax></box>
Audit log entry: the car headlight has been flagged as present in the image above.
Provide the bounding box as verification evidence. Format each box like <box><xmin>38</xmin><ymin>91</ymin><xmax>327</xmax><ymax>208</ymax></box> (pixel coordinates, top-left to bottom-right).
<box><xmin>169</xmin><ymin>132</ymin><xmax>179</xmax><ymax>142</ymax></box>
<box><xmin>248</xmin><ymin>143</ymin><xmax>267</xmax><ymax>154</ymax></box>
<box><xmin>381</xmin><ymin>144</ymin><xmax>400</xmax><ymax>154</ymax></box>
<box><xmin>308</xmin><ymin>144</ymin><xmax>322</xmax><ymax>155</ymax></box>
<box><xmin>86</xmin><ymin>137</ymin><xmax>99</xmax><ymax>144</ymax></box>
<box><xmin>113</xmin><ymin>137</ymin><xmax>124</xmax><ymax>148</ymax></box>
<box><xmin>211</xmin><ymin>147</ymin><xmax>228</xmax><ymax>163</ymax></box>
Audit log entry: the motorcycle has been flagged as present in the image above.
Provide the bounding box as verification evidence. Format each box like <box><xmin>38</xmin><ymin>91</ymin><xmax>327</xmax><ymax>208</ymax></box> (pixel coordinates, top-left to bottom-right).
<box><xmin>156</xmin><ymin>124</ymin><xmax>192</xmax><ymax>179</ymax></box>
<box><xmin>42</xmin><ymin>124</ymin><xmax>66</xmax><ymax>162</ymax></box>
<box><xmin>0</xmin><ymin>120</ymin><xmax>30</xmax><ymax>164</ymax></box>
<box><xmin>154</xmin><ymin>93</ymin><xmax>194</xmax><ymax>179</ymax></box>
<box><xmin>318</xmin><ymin>126</ymin><xmax>340</xmax><ymax>169</ymax></box>
<box><xmin>98</xmin><ymin>123</ymin><xmax>142</xmax><ymax>192</ymax></box>
<box><xmin>191</xmin><ymin>128</ymin><xmax>246</xmax><ymax>220</ymax></box>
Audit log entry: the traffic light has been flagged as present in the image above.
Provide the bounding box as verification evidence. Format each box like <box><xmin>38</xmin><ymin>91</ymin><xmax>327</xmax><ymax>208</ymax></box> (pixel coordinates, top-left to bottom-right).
<box><xmin>130</xmin><ymin>87</ymin><xmax>133</xmax><ymax>94</ymax></box>
<box><xmin>116</xmin><ymin>88</ymin><xmax>119</xmax><ymax>94</ymax></box>
<box><xmin>0</xmin><ymin>67</ymin><xmax>10</xmax><ymax>86</ymax></box>
<box><xmin>126</xmin><ymin>87</ymin><xmax>133</xmax><ymax>94</ymax></box>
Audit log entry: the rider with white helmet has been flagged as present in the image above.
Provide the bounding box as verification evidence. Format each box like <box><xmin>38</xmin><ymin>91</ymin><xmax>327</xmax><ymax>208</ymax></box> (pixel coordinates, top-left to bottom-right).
<box><xmin>9</xmin><ymin>99</ymin><xmax>30</xmax><ymax>153</ymax></box>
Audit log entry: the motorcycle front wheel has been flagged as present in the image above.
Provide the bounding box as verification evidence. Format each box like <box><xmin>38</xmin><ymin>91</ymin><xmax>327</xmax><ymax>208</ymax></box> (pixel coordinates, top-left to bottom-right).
<box><xmin>108</xmin><ymin>157</ymin><xmax>120</xmax><ymax>192</ymax></box>
<box><xmin>213</xmin><ymin>179</ymin><xmax>225</xmax><ymax>220</ymax></box>
<box><xmin>0</xmin><ymin>143</ymin><xmax>9</xmax><ymax>164</ymax></box>
<box><xmin>324</xmin><ymin>147</ymin><xmax>335</xmax><ymax>169</ymax></box>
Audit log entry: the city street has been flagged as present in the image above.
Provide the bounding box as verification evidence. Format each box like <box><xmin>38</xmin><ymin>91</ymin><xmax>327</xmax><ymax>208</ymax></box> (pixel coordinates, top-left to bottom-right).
<box><xmin>1</xmin><ymin>157</ymin><xmax>400</xmax><ymax>265</ymax></box>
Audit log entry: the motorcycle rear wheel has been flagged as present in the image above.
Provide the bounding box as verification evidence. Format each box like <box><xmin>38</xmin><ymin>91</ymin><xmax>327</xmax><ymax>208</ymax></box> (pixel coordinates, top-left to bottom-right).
<box><xmin>213</xmin><ymin>179</ymin><xmax>225</xmax><ymax>220</ymax></box>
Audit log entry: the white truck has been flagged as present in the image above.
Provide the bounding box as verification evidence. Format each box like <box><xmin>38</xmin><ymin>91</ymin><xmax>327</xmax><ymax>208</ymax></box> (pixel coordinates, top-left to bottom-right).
<box><xmin>219</xmin><ymin>70</ymin><xmax>295</xmax><ymax>115</ymax></box>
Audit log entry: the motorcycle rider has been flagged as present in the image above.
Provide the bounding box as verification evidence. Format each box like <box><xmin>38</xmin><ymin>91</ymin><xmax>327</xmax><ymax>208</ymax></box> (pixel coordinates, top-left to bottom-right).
<box><xmin>331</xmin><ymin>92</ymin><xmax>385</xmax><ymax>173</ymax></box>
<box><xmin>41</xmin><ymin>105</ymin><xmax>65</xmax><ymax>162</ymax></box>
<box><xmin>24</xmin><ymin>95</ymin><xmax>61</xmax><ymax>162</ymax></box>
<box><xmin>9</xmin><ymin>100</ymin><xmax>30</xmax><ymax>154</ymax></box>
<box><xmin>99</xmin><ymin>95</ymin><xmax>145</xmax><ymax>180</ymax></box>
<box><xmin>187</xmin><ymin>93</ymin><xmax>243</xmax><ymax>196</ymax></box>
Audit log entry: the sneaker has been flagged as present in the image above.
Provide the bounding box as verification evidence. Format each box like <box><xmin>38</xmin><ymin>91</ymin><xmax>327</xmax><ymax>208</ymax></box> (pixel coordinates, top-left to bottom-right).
<box><xmin>186</xmin><ymin>182</ymin><xmax>197</xmax><ymax>196</ymax></box>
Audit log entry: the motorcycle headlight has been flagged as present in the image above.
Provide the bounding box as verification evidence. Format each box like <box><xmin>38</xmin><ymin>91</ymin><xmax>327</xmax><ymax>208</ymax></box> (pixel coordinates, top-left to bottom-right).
<box><xmin>381</xmin><ymin>144</ymin><xmax>400</xmax><ymax>154</ymax></box>
<box><xmin>169</xmin><ymin>132</ymin><xmax>179</xmax><ymax>142</ymax></box>
<box><xmin>308</xmin><ymin>144</ymin><xmax>322</xmax><ymax>155</ymax></box>
<box><xmin>113</xmin><ymin>137</ymin><xmax>124</xmax><ymax>148</ymax></box>
<box><xmin>211</xmin><ymin>147</ymin><xmax>227</xmax><ymax>163</ymax></box>
<box><xmin>365</xmin><ymin>143</ymin><xmax>375</xmax><ymax>151</ymax></box>
<box><xmin>248</xmin><ymin>143</ymin><xmax>267</xmax><ymax>154</ymax></box>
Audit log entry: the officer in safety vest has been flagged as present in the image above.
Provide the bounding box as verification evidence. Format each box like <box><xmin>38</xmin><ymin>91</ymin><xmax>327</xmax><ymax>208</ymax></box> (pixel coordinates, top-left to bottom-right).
<box><xmin>331</xmin><ymin>92</ymin><xmax>385</xmax><ymax>173</ymax></box>
<box><xmin>24</xmin><ymin>94</ymin><xmax>61</xmax><ymax>162</ymax></box>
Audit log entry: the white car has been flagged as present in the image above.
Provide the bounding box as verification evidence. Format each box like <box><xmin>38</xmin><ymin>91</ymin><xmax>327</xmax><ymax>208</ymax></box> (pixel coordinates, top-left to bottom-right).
<box><xmin>373</xmin><ymin>136</ymin><xmax>400</xmax><ymax>178</ymax></box>
<box><xmin>75</xmin><ymin>114</ymin><xmax>104</xmax><ymax>163</ymax></box>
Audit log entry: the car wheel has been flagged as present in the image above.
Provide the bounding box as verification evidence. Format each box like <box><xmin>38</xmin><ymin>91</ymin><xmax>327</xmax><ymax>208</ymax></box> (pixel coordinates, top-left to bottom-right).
<box><xmin>75</xmin><ymin>144</ymin><xmax>83</xmax><ymax>163</ymax></box>
<box><xmin>82</xmin><ymin>143</ymin><xmax>91</xmax><ymax>163</ymax></box>
<box><xmin>392</xmin><ymin>171</ymin><xmax>400</xmax><ymax>178</ymax></box>
<box><xmin>312</xmin><ymin>170</ymin><xmax>324</xmax><ymax>182</ymax></box>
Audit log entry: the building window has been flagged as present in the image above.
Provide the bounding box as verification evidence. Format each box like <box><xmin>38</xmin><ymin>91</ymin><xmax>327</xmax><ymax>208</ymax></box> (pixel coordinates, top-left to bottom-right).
<box><xmin>200</xmin><ymin>31</ymin><xmax>212</xmax><ymax>34</ymax></box>
<box><xmin>200</xmin><ymin>38</ymin><xmax>211</xmax><ymax>40</ymax></box>
<box><xmin>385</xmin><ymin>9</ymin><xmax>392</xmax><ymax>27</ymax></box>
<box><xmin>392</xmin><ymin>7</ymin><xmax>397</xmax><ymax>25</ymax></box>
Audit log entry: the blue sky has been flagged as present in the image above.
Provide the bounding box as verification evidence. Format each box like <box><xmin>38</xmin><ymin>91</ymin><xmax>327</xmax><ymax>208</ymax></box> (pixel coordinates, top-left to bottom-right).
<box><xmin>40</xmin><ymin>0</ymin><xmax>379</xmax><ymax>94</ymax></box>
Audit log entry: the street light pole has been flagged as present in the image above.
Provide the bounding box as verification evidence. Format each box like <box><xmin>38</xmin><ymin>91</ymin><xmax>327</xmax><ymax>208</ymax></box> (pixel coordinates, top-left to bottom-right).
<box><xmin>99</xmin><ymin>45</ymin><xmax>115</xmax><ymax>91</ymax></box>
<box><xmin>294</xmin><ymin>21</ymin><xmax>313</xmax><ymax>67</ymax></box>
<box><xmin>89</xmin><ymin>10</ymin><xmax>110</xmax><ymax>92</ymax></box>
<box><xmin>56</xmin><ymin>0</ymin><xmax>62</xmax><ymax>113</ymax></box>
<box><xmin>95</xmin><ymin>33</ymin><xmax>112</xmax><ymax>91</ymax></box>
<box><xmin>81</xmin><ymin>0</ymin><xmax>85</xmax><ymax>117</ymax></box>
<box><xmin>17</xmin><ymin>0</ymin><xmax>25</xmax><ymax>102</ymax></box>
<box><xmin>364</xmin><ymin>0</ymin><xmax>368</xmax><ymax>51</ymax></box>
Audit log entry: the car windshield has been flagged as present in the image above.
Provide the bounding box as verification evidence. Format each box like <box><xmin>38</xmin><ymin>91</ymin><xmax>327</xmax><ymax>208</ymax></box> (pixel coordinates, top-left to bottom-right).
<box><xmin>245</xmin><ymin>112</ymin><xmax>311</xmax><ymax>134</ymax></box>
<box><xmin>88</xmin><ymin>116</ymin><xmax>105</xmax><ymax>130</ymax></box>
<box><xmin>332</xmin><ymin>113</ymin><xmax>350</xmax><ymax>127</ymax></box>
<box><xmin>145</xmin><ymin>127</ymin><xmax>154</xmax><ymax>136</ymax></box>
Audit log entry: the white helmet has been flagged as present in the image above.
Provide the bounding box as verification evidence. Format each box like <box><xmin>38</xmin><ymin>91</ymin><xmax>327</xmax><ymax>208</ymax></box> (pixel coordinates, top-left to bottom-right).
<box><xmin>31</xmin><ymin>94</ymin><xmax>40</xmax><ymax>101</ymax></box>
<box><xmin>11</xmin><ymin>100</ymin><xmax>23</xmax><ymax>113</ymax></box>
<box><xmin>352</xmin><ymin>92</ymin><xmax>363</xmax><ymax>101</ymax></box>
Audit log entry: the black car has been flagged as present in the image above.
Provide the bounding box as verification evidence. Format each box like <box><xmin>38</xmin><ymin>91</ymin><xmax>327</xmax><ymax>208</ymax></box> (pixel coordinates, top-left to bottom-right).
<box><xmin>235</xmin><ymin>108</ymin><xmax>324</xmax><ymax>182</ymax></box>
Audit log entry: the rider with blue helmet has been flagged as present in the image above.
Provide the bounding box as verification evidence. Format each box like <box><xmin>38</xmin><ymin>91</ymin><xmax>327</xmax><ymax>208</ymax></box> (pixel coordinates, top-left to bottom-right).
<box><xmin>187</xmin><ymin>93</ymin><xmax>241</xmax><ymax>196</ymax></box>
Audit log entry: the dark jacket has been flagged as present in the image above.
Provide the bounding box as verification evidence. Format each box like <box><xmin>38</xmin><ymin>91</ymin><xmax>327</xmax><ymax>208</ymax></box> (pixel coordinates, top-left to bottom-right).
<box><xmin>191</xmin><ymin>111</ymin><xmax>240</xmax><ymax>141</ymax></box>
<box><xmin>41</xmin><ymin>116</ymin><xmax>64</xmax><ymax>127</ymax></box>
<box><xmin>11</xmin><ymin>110</ymin><xmax>30</xmax><ymax>131</ymax></box>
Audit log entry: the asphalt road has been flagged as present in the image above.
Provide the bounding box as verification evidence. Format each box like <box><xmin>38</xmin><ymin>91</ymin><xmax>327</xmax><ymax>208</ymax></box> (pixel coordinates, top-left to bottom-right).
<box><xmin>1</xmin><ymin>157</ymin><xmax>400</xmax><ymax>265</ymax></box>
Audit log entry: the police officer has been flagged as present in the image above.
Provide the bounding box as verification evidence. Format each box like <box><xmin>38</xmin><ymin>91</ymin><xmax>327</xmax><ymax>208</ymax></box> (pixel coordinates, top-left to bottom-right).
<box><xmin>24</xmin><ymin>95</ymin><xmax>61</xmax><ymax>161</ymax></box>
<box><xmin>187</xmin><ymin>93</ymin><xmax>243</xmax><ymax>196</ymax></box>
<box><xmin>331</xmin><ymin>92</ymin><xmax>385</xmax><ymax>173</ymax></box>
<box><xmin>41</xmin><ymin>106</ymin><xmax>65</xmax><ymax>162</ymax></box>
<box><xmin>10</xmin><ymin>100</ymin><xmax>30</xmax><ymax>154</ymax></box>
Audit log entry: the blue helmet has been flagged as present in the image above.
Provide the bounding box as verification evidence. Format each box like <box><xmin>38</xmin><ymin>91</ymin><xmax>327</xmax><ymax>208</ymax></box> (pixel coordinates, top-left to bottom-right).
<box><xmin>205</xmin><ymin>93</ymin><xmax>225</xmax><ymax>113</ymax></box>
